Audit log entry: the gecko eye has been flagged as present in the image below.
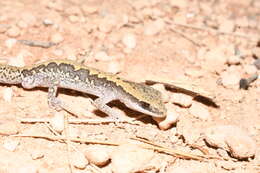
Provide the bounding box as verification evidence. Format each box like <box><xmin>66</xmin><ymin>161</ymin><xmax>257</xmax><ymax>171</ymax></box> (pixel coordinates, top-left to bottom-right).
<box><xmin>139</xmin><ymin>101</ymin><xmax>163</xmax><ymax>115</ymax></box>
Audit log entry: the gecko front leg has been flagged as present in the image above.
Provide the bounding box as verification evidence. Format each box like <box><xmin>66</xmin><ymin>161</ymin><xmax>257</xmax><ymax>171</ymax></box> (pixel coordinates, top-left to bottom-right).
<box><xmin>92</xmin><ymin>97</ymin><xmax>122</xmax><ymax>121</ymax></box>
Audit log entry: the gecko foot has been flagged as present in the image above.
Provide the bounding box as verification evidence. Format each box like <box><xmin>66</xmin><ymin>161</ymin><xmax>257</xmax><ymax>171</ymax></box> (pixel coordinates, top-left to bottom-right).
<box><xmin>48</xmin><ymin>97</ymin><xmax>63</xmax><ymax>111</ymax></box>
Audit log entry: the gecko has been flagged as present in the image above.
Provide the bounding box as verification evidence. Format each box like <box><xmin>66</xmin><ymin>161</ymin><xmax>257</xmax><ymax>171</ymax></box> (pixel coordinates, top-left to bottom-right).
<box><xmin>0</xmin><ymin>59</ymin><xmax>167</xmax><ymax>120</ymax></box>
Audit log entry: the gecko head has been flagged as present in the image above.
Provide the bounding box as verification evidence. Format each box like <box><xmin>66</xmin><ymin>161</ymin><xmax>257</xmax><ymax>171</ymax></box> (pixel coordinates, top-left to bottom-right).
<box><xmin>138</xmin><ymin>99</ymin><xmax>167</xmax><ymax>118</ymax></box>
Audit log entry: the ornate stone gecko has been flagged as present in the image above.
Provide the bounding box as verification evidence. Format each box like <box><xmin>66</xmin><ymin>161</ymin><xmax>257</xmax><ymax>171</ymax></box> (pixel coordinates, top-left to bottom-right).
<box><xmin>0</xmin><ymin>60</ymin><xmax>167</xmax><ymax>119</ymax></box>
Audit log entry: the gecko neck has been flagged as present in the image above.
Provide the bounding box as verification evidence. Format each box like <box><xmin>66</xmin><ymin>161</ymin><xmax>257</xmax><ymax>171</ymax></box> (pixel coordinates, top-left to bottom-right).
<box><xmin>0</xmin><ymin>64</ymin><xmax>23</xmax><ymax>84</ymax></box>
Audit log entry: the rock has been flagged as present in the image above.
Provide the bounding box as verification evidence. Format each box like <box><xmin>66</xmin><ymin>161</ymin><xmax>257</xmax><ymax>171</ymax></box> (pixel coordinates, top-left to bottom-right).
<box><xmin>122</xmin><ymin>33</ymin><xmax>137</xmax><ymax>49</ymax></box>
<box><xmin>6</xmin><ymin>26</ymin><xmax>20</xmax><ymax>38</ymax></box>
<box><xmin>184</xmin><ymin>68</ymin><xmax>204</xmax><ymax>78</ymax></box>
<box><xmin>17</xmin><ymin>20</ymin><xmax>28</xmax><ymax>29</ymax></box>
<box><xmin>0</xmin><ymin>120</ymin><xmax>19</xmax><ymax>135</ymax></box>
<box><xmin>111</xmin><ymin>144</ymin><xmax>154</xmax><ymax>173</ymax></box>
<box><xmin>84</xmin><ymin>146</ymin><xmax>110</xmax><ymax>166</ymax></box>
<box><xmin>2</xmin><ymin>87</ymin><xmax>13</xmax><ymax>102</ymax></box>
<box><xmin>204</xmin><ymin>125</ymin><xmax>256</xmax><ymax>159</ymax></box>
<box><xmin>5</xmin><ymin>38</ymin><xmax>17</xmax><ymax>49</ymax></box>
<box><xmin>170</xmin><ymin>93</ymin><xmax>192</xmax><ymax>108</ymax></box>
<box><xmin>68</xmin><ymin>15</ymin><xmax>79</xmax><ymax>23</ymax></box>
<box><xmin>144</xmin><ymin>19</ymin><xmax>165</xmax><ymax>36</ymax></box>
<box><xmin>50</xmin><ymin>33</ymin><xmax>64</xmax><ymax>43</ymax></box>
<box><xmin>49</xmin><ymin>111</ymin><xmax>64</xmax><ymax>133</ymax></box>
<box><xmin>71</xmin><ymin>152</ymin><xmax>88</xmax><ymax>169</ymax></box>
<box><xmin>153</xmin><ymin>103</ymin><xmax>180</xmax><ymax>130</ymax></box>
<box><xmin>226</xmin><ymin>55</ymin><xmax>240</xmax><ymax>65</ymax></box>
<box><xmin>244</xmin><ymin>64</ymin><xmax>257</xmax><ymax>74</ymax></box>
<box><xmin>189</xmin><ymin>102</ymin><xmax>210</xmax><ymax>120</ymax></box>
<box><xmin>221</xmin><ymin>71</ymin><xmax>241</xmax><ymax>88</ymax></box>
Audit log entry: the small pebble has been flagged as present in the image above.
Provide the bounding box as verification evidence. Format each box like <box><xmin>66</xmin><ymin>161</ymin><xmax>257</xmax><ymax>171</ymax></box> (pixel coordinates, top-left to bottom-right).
<box><xmin>17</xmin><ymin>20</ymin><xmax>28</xmax><ymax>29</ymax></box>
<box><xmin>227</xmin><ymin>55</ymin><xmax>240</xmax><ymax>65</ymax></box>
<box><xmin>94</xmin><ymin>51</ymin><xmax>113</xmax><ymax>61</ymax></box>
<box><xmin>49</xmin><ymin>112</ymin><xmax>64</xmax><ymax>133</ymax></box>
<box><xmin>50</xmin><ymin>33</ymin><xmax>64</xmax><ymax>43</ymax></box>
<box><xmin>111</xmin><ymin>144</ymin><xmax>154</xmax><ymax>173</ymax></box>
<box><xmin>84</xmin><ymin>146</ymin><xmax>110</xmax><ymax>166</ymax></box>
<box><xmin>3</xmin><ymin>139</ymin><xmax>20</xmax><ymax>151</ymax></box>
<box><xmin>0</xmin><ymin>120</ymin><xmax>19</xmax><ymax>135</ymax></box>
<box><xmin>2</xmin><ymin>87</ymin><xmax>13</xmax><ymax>102</ymax></box>
<box><xmin>221</xmin><ymin>71</ymin><xmax>241</xmax><ymax>88</ymax></box>
<box><xmin>244</xmin><ymin>64</ymin><xmax>257</xmax><ymax>74</ymax></box>
<box><xmin>153</xmin><ymin>103</ymin><xmax>180</xmax><ymax>130</ymax></box>
<box><xmin>98</xmin><ymin>15</ymin><xmax>117</xmax><ymax>33</ymax></box>
<box><xmin>122</xmin><ymin>33</ymin><xmax>136</xmax><ymax>49</ymax></box>
<box><xmin>144</xmin><ymin>19</ymin><xmax>165</xmax><ymax>36</ymax></box>
<box><xmin>81</xmin><ymin>4</ymin><xmax>98</xmax><ymax>14</ymax></box>
<box><xmin>170</xmin><ymin>93</ymin><xmax>192</xmax><ymax>108</ymax></box>
<box><xmin>6</xmin><ymin>26</ymin><xmax>20</xmax><ymax>38</ymax></box>
<box><xmin>5</xmin><ymin>38</ymin><xmax>17</xmax><ymax>49</ymax></box>
<box><xmin>43</xmin><ymin>19</ymin><xmax>54</xmax><ymax>26</ymax></box>
<box><xmin>184</xmin><ymin>68</ymin><xmax>204</xmax><ymax>78</ymax></box>
<box><xmin>107</xmin><ymin>61</ymin><xmax>122</xmax><ymax>74</ymax></box>
<box><xmin>71</xmin><ymin>152</ymin><xmax>88</xmax><ymax>169</ymax></box>
<box><xmin>189</xmin><ymin>102</ymin><xmax>210</xmax><ymax>120</ymax></box>
<box><xmin>204</xmin><ymin>125</ymin><xmax>256</xmax><ymax>159</ymax></box>
<box><xmin>30</xmin><ymin>150</ymin><xmax>44</xmax><ymax>160</ymax></box>
<box><xmin>253</xmin><ymin>59</ymin><xmax>260</xmax><ymax>70</ymax></box>
<box><xmin>68</xmin><ymin>15</ymin><xmax>79</xmax><ymax>23</ymax></box>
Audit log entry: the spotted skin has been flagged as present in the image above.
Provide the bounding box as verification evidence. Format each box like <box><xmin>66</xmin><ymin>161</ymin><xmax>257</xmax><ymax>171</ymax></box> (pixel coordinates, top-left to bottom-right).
<box><xmin>0</xmin><ymin>60</ymin><xmax>167</xmax><ymax>119</ymax></box>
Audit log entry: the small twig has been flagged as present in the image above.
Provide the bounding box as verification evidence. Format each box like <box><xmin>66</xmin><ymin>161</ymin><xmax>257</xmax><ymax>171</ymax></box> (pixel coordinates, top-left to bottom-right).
<box><xmin>169</xmin><ymin>26</ymin><xmax>202</xmax><ymax>47</ymax></box>
<box><xmin>131</xmin><ymin>137</ymin><xmax>221</xmax><ymax>160</ymax></box>
<box><xmin>18</xmin><ymin>40</ymin><xmax>57</xmax><ymax>48</ymax></box>
<box><xmin>170</xmin><ymin>22</ymin><xmax>259</xmax><ymax>42</ymax></box>
<box><xmin>19</xmin><ymin>117</ymin><xmax>141</xmax><ymax>125</ymax></box>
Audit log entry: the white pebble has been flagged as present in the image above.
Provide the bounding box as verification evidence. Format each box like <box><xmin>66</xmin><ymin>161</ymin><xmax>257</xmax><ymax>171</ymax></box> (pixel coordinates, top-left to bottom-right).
<box><xmin>244</xmin><ymin>64</ymin><xmax>257</xmax><ymax>74</ymax></box>
<box><xmin>153</xmin><ymin>103</ymin><xmax>180</xmax><ymax>130</ymax></box>
<box><xmin>122</xmin><ymin>33</ymin><xmax>136</xmax><ymax>49</ymax></box>
<box><xmin>43</xmin><ymin>19</ymin><xmax>54</xmax><ymax>26</ymax></box>
<box><xmin>30</xmin><ymin>150</ymin><xmax>44</xmax><ymax>160</ymax></box>
<box><xmin>2</xmin><ymin>87</ymin><xmax>13</xmax><ymax>102</ymax></box>
<box><xmin>84</xmin><ymin>146</ymin><xmax>110</xmax><ymax>166</ymax></box>
<box><xmin>226</xmin><ymin>55</ymin><xmax>240</xmax><ymax>65</ymax></box>
<box><xmin>50</xmin><ymin>33</ymin><xmax>64</xmax><ymax>43</ymax></box>
<box><xmin>71</xmin><ymin>152</ymin><xmax>88</xmax><ymax>169</ymax></box>
<box><xmin>204</xmin><ymin>125</ymin><xmax>256</xmax><ymax>159</ymax></box>
<box><xmin>49</xmin><ymin>112</ymin><xmax>64</xmax><ymax>133</ymax></box>
<box><xmin>170</xmin><ymin>93</ymin><xmax>192</xmax><ymax>108</ymax></box>
<box><xmin>94</xmin><ymin>51</ymin><xmax>113</xmax><ymax>61</ymax></box>
<box><xmin>3</xmin><ymin>139</ymin><xmax>20</xmax><ymax>151</ymax></box>
<box><xmin>221</xmin><ymin>71</ymin><xmax>241</xmax><ymax>88</ymax></box>
<box><xmin>111</xmin><ymin>144</ymin><xmax>154</xmax><ymax>173</ymax></box>
<box><xmin>189</xmin><ymin>102</ymin><xmax>210</xmax><ymax>120</ymax></box>
<box><xmin>6</xmin><ymin>26</ymin><xmax>20</xmax><ymax>38</ymax></box>
<box><xmin>5</xmin><ymin>38</ymin><xmax>17</xmax><ymax>49</ymax></box>
<box><xmin>107</xmin><ymin>61</ymin><xmax>122</xmax><ymax>74</ymax></box>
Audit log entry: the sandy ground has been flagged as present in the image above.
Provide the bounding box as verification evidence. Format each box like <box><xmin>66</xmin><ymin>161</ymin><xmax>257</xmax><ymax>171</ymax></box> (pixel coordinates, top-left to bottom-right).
<box><xmin>0</xmin><ymin>0</ymin><xmax>259</xmax><ymax>172</ymax></box>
